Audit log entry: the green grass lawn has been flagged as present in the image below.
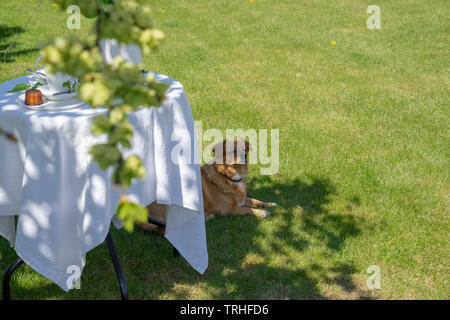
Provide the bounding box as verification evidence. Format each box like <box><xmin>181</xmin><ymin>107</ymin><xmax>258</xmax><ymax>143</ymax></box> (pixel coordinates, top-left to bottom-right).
<box><xmin>0</xmin><ymin>0</ymin><xmax>448</xmax><ymax>299</ymax></box>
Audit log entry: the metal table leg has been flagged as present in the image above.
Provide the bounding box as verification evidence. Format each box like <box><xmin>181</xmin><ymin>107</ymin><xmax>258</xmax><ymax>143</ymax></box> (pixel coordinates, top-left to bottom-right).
<box><xmin>147</xmin><ymin>216</ymin><xmax>181</xmax><ymax>258</ymax></box>
<box><xmin>2</xmin><ymin>258</ymin><xmax>24</xmax><ymax>300</ymax></box>
<box><xmin>3</xmin><ymin>232</ymin><xmax>128</xmax><ymax>300</ymax></box>
<box><xmin>3</xmin><ymin>226</ymin><xmax>177</xmax><ymax>300</ymax></box>
<box><xmin>105</xmin><ymin>231</ymin><xmax>128</xmax><ymax>300</ymax></box>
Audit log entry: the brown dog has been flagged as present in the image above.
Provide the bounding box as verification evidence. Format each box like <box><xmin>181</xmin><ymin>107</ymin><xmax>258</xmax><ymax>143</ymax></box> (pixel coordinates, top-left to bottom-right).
<box><xmin>137</xmin><ymin>139</ymin><xmax>276</xmax><ymax>233</ymax></box>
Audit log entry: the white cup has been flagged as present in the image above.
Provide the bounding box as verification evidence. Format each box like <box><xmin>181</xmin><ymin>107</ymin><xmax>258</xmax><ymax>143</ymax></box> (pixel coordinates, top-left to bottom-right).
<box><xmin>45</xmin><ymin>70</ymin><xmax>78</xmax><ymax>94</ymax></box>
<box><xmin>34</xmin><ymin>57</ymin><xmax>77</xmax><ymax>94</ymax></box>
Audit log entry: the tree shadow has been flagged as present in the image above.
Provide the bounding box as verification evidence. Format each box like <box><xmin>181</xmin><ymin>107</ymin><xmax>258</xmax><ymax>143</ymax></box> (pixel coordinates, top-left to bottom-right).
<box><xmin>106</xmin><ymin>175</ymin><xmax>371</xmax><ymax>300</ymax></box>
<box><xmin>248</xmin><ymin>176</ymin><xmax>370</xmax><ymax>298</ymax></box>
<box><xmin>0</xmin><ymin>25</ymin><xmax>24</xmax><ymax>43</ymax></box>
<box><xmin>247</xmin><ymin>175</ymin><xmax>362</xmax><ymax>253</ymax></box>
<box><xmin>0</xmin><ymin>45</ymin><xmax>39</xmax><ymax>63</ymax></box>
<box><xmin>0</xmin><ymin>24</ymin><xmax>38</xmax><ymax>64</ymax></box>
<box><xmin>0</xmin><ymin>153</ymin><xmax>369</xmax><ymax>299</ymax></box>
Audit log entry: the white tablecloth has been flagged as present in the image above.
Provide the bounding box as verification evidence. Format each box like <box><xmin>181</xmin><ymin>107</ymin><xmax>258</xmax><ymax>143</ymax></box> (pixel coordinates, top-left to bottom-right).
<box><xmin>0</xmin><ymin>73</ymin><xmax>208</xmax><ymax>291</ymax></box>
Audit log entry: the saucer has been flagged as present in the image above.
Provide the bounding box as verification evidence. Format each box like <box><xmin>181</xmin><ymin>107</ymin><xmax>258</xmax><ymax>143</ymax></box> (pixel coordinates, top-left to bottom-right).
<box><xmin>17</xmin><ymin>93</ymin><xmax>86</xmax><ymax>112</ymax></box>
<box><xmin>39</xmin><ymin>85</ymin><xmax>78</xmax><ymax>101</ymax></box>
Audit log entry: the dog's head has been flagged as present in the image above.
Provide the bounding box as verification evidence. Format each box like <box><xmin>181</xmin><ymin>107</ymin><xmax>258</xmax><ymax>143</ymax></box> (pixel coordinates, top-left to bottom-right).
<box><xmin>211</xmin><ymin>139</ymin><xmax>252</xmax><ymax>182</ymax></box>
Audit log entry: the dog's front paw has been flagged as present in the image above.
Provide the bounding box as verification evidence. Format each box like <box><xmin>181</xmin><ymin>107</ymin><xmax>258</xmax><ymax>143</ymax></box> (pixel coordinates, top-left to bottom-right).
<box><xmin>258</xmin><ymin>210</ymin><xmax>271</xmax><ymax>219</ymax></box>
<box><xmin>266</xmin><ymin>202</ymin><xmax>277</xmax><ymax>207</ymax></box>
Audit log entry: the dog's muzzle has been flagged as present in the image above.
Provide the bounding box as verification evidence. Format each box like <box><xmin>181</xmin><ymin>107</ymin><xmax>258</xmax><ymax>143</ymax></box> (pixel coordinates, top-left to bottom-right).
<box><xmin>230</xmin><ymin>173</ymin><xmax>245</xmax><ymax>183</ymax></box>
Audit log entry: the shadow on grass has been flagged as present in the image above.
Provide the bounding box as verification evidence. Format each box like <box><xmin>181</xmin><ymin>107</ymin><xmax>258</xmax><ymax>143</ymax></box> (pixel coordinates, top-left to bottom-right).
<box><xmin>0</xmin><ymin>25</ymin><xmax>24</xmax><ymax>42</ymax></box>
<box><xmin>0</xmin><ymin>175</ymin><xmax>369</xmax><ymax>299</ymax></box>
<box><xmin>0</xmin><ymin>25</ymin><xmax>38</xmax><ymax>64</ymax></box>
<box><xmin>0</xmin><ymin>45</ymin><xmax>39</xmax><ymax>63</ymax></box>
<box><xmin>120</xmin><ymin>175</ymin><xmax>369</xmax><ymax>300</ymax></box>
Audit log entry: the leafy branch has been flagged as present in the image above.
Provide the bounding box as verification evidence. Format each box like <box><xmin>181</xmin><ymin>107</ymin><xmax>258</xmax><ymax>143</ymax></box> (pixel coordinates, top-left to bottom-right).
<box><xmin>62</xmin><ymin>80</ymin><xmax>77</xmax><ymax>93</ymax></box>
<box><xmin>42</xmin><ymin>0</ymin><xmax>169</xmax><ymax>231</ymax></box>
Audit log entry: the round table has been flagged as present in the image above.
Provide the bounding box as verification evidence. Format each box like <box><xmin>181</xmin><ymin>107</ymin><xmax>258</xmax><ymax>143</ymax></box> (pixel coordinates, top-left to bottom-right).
<box><xmin>0</xmin><ymin>73</ymin><xmax>208</xmax><ymax>293</ymax></box>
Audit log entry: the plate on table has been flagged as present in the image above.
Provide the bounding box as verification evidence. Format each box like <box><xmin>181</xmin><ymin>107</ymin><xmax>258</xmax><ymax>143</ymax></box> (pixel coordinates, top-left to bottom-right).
<box><xmin>16</xmin><ymin>93</ymin><xmax>86</xmax><ymax>112</ymax></box>
<box><xmin>38</xmin><ymin>85</ymin><xmax>77</xmax><ymax>101</ymax></box>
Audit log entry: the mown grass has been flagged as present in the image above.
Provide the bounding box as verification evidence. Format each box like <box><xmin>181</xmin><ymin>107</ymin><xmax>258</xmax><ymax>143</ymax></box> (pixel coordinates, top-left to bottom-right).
<box><xmin>0</xmin><ymin>0</ymin><xmax>448</xmax><ymax>299</ymax></box>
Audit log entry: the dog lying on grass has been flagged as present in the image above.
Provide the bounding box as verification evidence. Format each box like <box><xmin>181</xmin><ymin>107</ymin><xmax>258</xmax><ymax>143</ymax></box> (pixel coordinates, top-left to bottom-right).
<box><xmin>137</xmin><ymin>139</ymin><xmax>276</xmax><ymax>233</ymax></box>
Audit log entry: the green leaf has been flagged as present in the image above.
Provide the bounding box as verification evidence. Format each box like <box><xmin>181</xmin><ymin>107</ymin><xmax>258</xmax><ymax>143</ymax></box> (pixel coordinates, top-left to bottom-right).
<box><xmin>62</xmin><ymin>80</ymin><xmax>76</xmax><ymax>93</ymax></box>
<box><xmin>108</xmin><ymin>120</ymin><xmax>133</xmax><ymax>148</ymax></box>
<box><xmin>31</xmin><ymin>82</ymin><xmax>43</xmax><ymax>89</ymax></box>
<box><xmin>62</xmin><ymin>81</ymin><xmax>70</xmax><ymax>89</ymax></box>
<box><xmin>116</xmin><ymin>200</ymin><xmax>148</xmax><ymax>232</ymax></box>
<box><xmin>89</xmin><ymin>144</ymin><xmax>122</xmax><ymax>170</ymax></box>
<box><xmin>91</xmin><ymin>115</ymin><xmax>113</xmax><ymax>136</ymax></box>
<box><xmin>113</xmin><ymin>155</ymin><xmax>146</xmax><ymax>189</ymax></box>
<box><xmin>109</xmin><ymin>108</ymin><xmax>125</xmax><ymax>124</ymax></box>
<box><xmin>8</xmin><ymin>83</ymin><xmax>30</xmax><ymax>93</ymax></box>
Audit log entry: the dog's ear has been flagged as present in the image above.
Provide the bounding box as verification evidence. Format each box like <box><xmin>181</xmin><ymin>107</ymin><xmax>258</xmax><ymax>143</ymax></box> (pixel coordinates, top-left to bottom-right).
<box><xmin>211</xmin><ymin>140</ymin><xmax>227</xmax><ymax>163</ymax></box>
<box><xmin>211</xmin><ymin>140</ymin><xmax>226</xmax><ymax>155</ymax></box>
<box><xmin>233</xmin><ymin>139</ymin><xmax>251</xmax><ymax>164</ymax></box>
<box><xmin>234</xmin><ymin>138</ymin><xmax>251</xmax><ymax>152</ymax></box>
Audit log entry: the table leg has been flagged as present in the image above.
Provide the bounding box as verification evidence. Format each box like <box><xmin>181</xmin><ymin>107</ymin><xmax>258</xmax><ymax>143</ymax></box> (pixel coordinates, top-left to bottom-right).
<box><xmin>2</xmin><ymin>258</ymin><xmax>24</xmax><ymax>300</ymax></box>
<box><xmin>147</xmin><ymin>216</ymin><xmax>180</xmax><ymax>258</ymax></box>
<box><xmin>105</xmin><ymin>231</ymin><xmax>128</xmax><ymax>300</ymax></box>
<box><xmin>3</xmin><ymin>229</ymin><xmax>174</xmax><ymax>300</ymax></box>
